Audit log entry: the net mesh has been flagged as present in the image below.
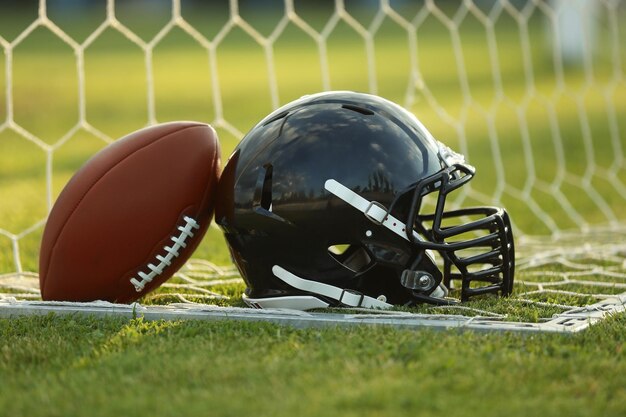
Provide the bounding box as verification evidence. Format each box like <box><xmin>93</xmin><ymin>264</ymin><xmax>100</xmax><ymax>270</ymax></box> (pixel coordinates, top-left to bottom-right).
<box><xmin>1</xmin><ymin>0</ymin><xmax>625</xmax><ymax>328</ymax></box>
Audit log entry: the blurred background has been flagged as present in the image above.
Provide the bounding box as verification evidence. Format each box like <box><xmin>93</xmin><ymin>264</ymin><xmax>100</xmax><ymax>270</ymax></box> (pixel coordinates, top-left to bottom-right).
<box><xmin>1</xmin><ymin>0</ymin><xmax>625</xmax><ymax>277</ymax></box>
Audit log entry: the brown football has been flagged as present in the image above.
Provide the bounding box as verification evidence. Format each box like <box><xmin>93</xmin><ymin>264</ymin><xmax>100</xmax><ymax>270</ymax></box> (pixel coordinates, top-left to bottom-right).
<box><xmin>39</xmin><ymin>122</ymin><xmax>221</xmax><ymax>303</ymax></box>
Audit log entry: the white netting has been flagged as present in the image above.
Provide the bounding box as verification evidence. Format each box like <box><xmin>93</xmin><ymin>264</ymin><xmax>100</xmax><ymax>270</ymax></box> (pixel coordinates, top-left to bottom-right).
<box><xmin>1</xmin><ymin>0</ymin><xmax>625</xmax><ymax>327</ymax></box>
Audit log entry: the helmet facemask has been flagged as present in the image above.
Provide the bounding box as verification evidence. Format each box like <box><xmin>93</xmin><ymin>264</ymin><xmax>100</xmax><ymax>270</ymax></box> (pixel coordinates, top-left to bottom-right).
<box><xmin>396</xmin><ymin>163</ymin><xmax>515</xmax><ymax>303</ymax></box>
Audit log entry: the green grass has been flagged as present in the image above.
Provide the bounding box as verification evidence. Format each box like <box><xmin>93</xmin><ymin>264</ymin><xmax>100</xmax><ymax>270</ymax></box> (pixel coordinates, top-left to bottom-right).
<box><xmin>1</xmin><ymin>313</ymin><xmax>626</xmax><ymax>417</ymax></box>
<box><xmin>1</xmin><ymin>3</ymin><xmax>626</xmax><ymax>415</ymax></box>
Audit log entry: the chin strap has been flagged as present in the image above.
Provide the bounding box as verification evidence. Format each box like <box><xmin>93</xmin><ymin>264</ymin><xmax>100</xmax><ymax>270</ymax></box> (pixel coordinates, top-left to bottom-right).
<box><xmin>324</xmin><ymin>179</ymin><xmax>424</xmax><ymax>242</ymax></box>
<box><xmin>272</xmin><ymin>265</ymin><xmax>393</xmax><ymax>309</ymax></box>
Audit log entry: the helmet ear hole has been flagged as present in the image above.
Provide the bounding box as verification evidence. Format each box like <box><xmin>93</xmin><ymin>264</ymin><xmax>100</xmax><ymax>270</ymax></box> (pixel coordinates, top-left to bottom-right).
<box><xmin>327</xmin><ymin>244</ymin><xmax>372</xmax><ymax>273</ymax></box>
<box><xmin>253</xmin><ymin>164</ymin><xmax>273</xmax><ymax>211</ymax></box>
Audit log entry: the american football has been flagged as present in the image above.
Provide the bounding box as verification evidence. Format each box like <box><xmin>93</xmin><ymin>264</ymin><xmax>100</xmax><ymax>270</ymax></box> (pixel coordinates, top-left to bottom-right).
<box><xmin>39</xmin><ymin>122</ymin><xmax>221</xmax><ymax>303</ymax></box>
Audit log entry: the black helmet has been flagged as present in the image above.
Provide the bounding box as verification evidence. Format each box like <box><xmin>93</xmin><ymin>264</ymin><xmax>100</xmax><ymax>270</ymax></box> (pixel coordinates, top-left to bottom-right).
<box><xmin>216</xmin><ymin>91</ymin><xmax>514</xmax><ymax>309</ymax></box>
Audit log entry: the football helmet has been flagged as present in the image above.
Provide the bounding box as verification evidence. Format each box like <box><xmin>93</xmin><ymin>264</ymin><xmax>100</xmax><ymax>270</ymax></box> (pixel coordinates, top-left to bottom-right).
<box><xmin>216</xmin><ymin>91</ymin><xmax>514</xmax><ymax>310</ymax></box>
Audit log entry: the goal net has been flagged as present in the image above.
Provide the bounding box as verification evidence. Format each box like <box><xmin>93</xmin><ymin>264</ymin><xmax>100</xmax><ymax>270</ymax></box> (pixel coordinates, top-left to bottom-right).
<box><xmin>1</xmin><ymin>0</ymin><xmax>625</xmax><ymax>332</ymax></box>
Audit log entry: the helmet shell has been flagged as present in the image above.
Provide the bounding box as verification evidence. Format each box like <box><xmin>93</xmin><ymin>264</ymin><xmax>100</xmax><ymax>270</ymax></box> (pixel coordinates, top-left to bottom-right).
<box><xmin>216</xmin><ymin>92</ymin><xmax>445</xmax><ymax>304</ymax></box>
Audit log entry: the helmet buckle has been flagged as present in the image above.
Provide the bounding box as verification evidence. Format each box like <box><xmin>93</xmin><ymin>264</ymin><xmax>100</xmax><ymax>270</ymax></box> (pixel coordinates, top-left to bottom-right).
<box><xmin>339</xmin><ymin>288</ymin><xmax>365</xmax><ymax>307</ymax></box>
<box><xmin>364</xmin><ymin>201</ymin><xmax>388</xmax><ymax>225</ymax></box>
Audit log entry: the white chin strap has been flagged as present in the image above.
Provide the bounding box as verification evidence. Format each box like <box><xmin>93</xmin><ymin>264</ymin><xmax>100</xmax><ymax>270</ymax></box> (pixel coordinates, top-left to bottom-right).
<box><xmin>271</xmin><ymin>265</ymin><xmax>393</xmax><ymax>309</ymax></box>
<box><xmin>324</xmin><ymin>179</ymin><xmax>424</xmax><ymax>242</ymax></box>
<box><xmin>244</xmin><ymin>265</ymin><xmax>447</xmax><ymax>310</ymax></box>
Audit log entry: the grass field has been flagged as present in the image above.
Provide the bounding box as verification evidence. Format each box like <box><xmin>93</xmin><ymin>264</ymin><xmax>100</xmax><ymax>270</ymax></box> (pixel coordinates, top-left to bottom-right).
<box><xmin>1</xmin><ymin>313</ymin><xmax>626</xmax><ymax>417</ymax></box>
<box><xmin>2</xmin><ymin>1</ymin><xmax>626</xmax><ymax>416</ymax></box>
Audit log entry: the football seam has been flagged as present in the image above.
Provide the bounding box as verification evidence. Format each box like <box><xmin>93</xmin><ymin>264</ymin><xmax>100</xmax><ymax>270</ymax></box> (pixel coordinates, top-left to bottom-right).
<box><xmin>129</xmin><ymin>215</ymin><xmax>200</xmax><ymax>292</ymax></box>
<box><xmin>40</xmin><ymin>124</ymin><xmax>208</xmax><ymax>297</ymax></box>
